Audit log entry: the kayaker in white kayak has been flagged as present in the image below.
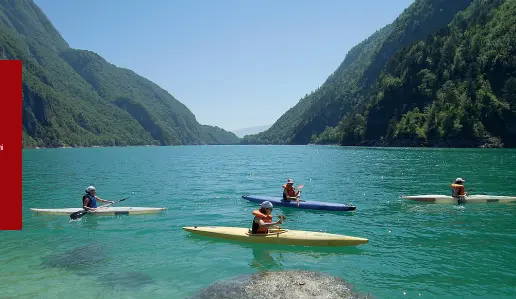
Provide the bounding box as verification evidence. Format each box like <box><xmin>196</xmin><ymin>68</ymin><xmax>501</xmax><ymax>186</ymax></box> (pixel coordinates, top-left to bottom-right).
<box><xmin>82</xmin><ymin>186</ymin><xmax>115</xmax><ymax>211</ymax></box>
<box><xmin>450</xmin><ymin>178</ymin><xmax>467</xmax><ymax>199</ymax></box>
<box><xmin>250</xmin><ymin>201</ymin><xmax>283</xmax><ymax>234</ymax></box>
<box><xmin>282</xmin><ymin>179</ymin><xmax>301</xmax><ymax>204</ymax></box>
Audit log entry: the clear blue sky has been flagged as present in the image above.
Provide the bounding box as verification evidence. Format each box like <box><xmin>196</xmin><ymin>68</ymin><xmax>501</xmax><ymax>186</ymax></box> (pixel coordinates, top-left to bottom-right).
<box><xmin>34</xmin><ymin>0</ymin><xmax>414</xmax><ymax>132</ymax></box>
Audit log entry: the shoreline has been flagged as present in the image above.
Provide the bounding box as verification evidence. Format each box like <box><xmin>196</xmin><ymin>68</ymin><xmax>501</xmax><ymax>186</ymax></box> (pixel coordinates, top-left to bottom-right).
<box><xmin>21</xmin><ymin>143</ymin><xmax>515</xmax><ymax>150</ymax></box>
<box><xmin>343</xmin><ymin>137</ymin><xmax>506</xmax><ymax>148</ymax></box>
<box><xmin>22</xmin><ymin>143</ymin><xmax>244</xmax><ymax>150</ymax></box>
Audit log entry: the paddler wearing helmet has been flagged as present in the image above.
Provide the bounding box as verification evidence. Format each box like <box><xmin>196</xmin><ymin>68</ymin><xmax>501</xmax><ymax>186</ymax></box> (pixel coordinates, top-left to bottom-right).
<box><xmin>450</xmin><ymin>178</ymin><xmax>467</xmax><ymax>198</ymax></box>
<box><xmin>282</xmin><ymin>178</ymin><xmax>301</xmax><ymax>203</ymax></box>
<box><xmin>251</xmin><ymin>201</ymin><xmax>283</xmax><ymax>234</ymax></box>
<box><xmin>82</xmin><ymin>186</ymin><xmax>115</xmax><ymax>211</ymax></box>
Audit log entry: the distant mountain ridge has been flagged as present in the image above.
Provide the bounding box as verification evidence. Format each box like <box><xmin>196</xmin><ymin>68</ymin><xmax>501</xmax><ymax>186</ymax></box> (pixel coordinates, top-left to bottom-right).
<box><xmin>232</xmin><ymin>125</ymin><xmax>272</xmax><ymax>138</ymax></box>
<box><xmin>0</xmin><ymin>0</ymin><xmax>240</xmax><ymax>148</ymax></box>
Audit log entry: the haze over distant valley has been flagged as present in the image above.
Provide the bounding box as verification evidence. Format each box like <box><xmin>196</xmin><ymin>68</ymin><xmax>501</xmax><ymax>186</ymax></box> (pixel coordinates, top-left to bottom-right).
<box><xmin>232</xmin><ymin>125</ymin><xmax>272</xmax><ymax>138</ymax></box>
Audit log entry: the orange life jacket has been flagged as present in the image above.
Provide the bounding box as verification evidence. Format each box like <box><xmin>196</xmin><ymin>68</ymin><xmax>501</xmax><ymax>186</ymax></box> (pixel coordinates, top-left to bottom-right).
<box><xmin>252</xmin><ymin>209</ymin><xmax>272</xmax><ymax>234</ymax></box>
<box><xmin>282</xmin><ymin>184</ymin><xmax>297</xmax><ymax>197</ymax></box>
<box><xmin>450</xmin><ymin>184</ymin><xmax>465</xmax><ymax>197</ymax></box>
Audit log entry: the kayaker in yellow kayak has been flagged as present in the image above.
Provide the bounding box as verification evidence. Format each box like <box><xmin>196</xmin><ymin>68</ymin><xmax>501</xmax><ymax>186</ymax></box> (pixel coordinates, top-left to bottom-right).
<box><xmin>82</xmin><ymin>186</ymin><xmax>115</xmax><ymax>211</ymax></box>
<box><xmin>250</xmin><ymin>201</ymin><xmax>283</xmax><ymax>234</ymax></box>
<box><xmin>450</xmin><ymin>178</ymin><xmax>467</xmax><ymax>199</ymax></box>
<box><xmin>282</xmin><ymin>179</ymin><xmax>301</xmax><ymax>204</ymax></box>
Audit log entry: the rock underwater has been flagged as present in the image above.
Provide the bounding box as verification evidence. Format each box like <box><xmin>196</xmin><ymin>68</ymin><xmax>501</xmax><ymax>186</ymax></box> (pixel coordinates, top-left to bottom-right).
<box><xmin>189</xmin><ymin>270</ymin><xmax>373</xmax><ymax>299</ymax></box>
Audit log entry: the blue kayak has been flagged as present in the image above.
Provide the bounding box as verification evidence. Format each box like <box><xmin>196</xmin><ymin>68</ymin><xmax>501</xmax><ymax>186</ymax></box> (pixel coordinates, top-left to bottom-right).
<box><xmin>241</xmin><ymin>195</ymin><xmax>356</xmax><ymax>211</ymax></box>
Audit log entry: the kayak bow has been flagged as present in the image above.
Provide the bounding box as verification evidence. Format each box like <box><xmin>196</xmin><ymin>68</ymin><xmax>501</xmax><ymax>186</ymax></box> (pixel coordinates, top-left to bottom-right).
<box><xmin>182</xmin><ymin>226</ymin><xmax>368</xmax><ymax>247</ymax></box>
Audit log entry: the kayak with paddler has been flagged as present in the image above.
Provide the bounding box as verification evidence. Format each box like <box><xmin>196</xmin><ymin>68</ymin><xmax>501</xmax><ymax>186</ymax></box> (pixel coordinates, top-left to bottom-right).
<box><xmin>242</xmin><ymin>178</ymin><xmax>356</xmax><ymax>211</ymax></box>
<box><xmin>183</xmin><ymin>201</ymin><xmax>368</xmax><ymax>247</ymax></box>
<box><xmin>401</xmin><ymin>178</ymin><xmax>516</xmax><ymax>204</ymax></box>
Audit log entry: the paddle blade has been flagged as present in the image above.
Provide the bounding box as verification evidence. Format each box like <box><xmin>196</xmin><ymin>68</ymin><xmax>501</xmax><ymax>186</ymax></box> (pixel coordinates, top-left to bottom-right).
<box><xmin>70</xmin><ymin>210</ymin><xmax>88</xmax><ymax>220</ymax></box>
<box><xmin>297</xmin><ymin>184</ymin><xmax>304</xmax><ymax>189</ymax></box>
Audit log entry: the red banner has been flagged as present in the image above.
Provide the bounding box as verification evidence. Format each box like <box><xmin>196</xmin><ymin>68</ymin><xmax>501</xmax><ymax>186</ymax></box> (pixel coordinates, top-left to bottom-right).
<box><xmin>0</xmin><ymin>60</ymin><xmax>22</xmax><ymax>230</ymax></box>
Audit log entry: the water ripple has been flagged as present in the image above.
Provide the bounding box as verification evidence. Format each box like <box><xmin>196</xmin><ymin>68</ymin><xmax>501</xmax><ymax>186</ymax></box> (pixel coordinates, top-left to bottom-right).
<box><xmin>2</xmin><ymin>146</ymin><xmax>515</xmax><ymax>298</ymax></box>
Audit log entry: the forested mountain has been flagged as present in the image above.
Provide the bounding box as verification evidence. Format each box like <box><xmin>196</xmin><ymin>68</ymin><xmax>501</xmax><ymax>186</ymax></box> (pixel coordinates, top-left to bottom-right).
<box><xmin>242</xmin><ymin>0</ymin><xmax>516</xmax><ymax>148</ymax></box>
<box><xmin>338</xmin><ymin>0</ymin><xmax>516</xmax><ymax>147</ymax></box>
<box><xmin>0</xmin><ymin>0</ymin><xmax>239</xmax><ymax>148</ymax></box>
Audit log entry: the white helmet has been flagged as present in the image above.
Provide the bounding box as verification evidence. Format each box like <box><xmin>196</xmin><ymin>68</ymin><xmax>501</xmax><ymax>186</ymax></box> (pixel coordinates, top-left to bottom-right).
<box><xmin>85</xmin><ymin>186</ymin><xmax>96</xmax><ymax>193</ymax></box>
<box><xmin>261</xmin><ymin>201</ymin><xmax>273</xmax><ymax>209</ymax></box>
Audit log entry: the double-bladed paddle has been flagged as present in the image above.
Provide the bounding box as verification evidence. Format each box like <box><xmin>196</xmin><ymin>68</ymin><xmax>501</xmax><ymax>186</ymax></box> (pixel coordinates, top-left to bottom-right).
<box><xmin>70</xmin><ymin>197</ymin><xmax>129</xmax><ymax>220</ymax></box>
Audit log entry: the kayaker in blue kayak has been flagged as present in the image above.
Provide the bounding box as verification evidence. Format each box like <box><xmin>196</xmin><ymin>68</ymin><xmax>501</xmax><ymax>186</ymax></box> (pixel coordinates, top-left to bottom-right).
<box><xmin>82</xmin><ymin>186</ymin><xmax>115</xmax><ymax>211</ymax></box>
<box><xmin>250</xmin><ymin>201</ymin><xmax>283</xmax><ymax>234</ymax></box>
<box><xmin>282</xmin><ymin>179</ymin><xmax>301</xmax><ymax>204</ymax></box>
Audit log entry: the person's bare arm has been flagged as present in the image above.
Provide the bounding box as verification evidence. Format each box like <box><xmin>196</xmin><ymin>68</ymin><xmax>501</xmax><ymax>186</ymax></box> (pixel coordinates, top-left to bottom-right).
<box><xmin>258</xmin><ymin>218</ymin><xmax>282</xmax><ymax>227</ymax></box>
<box><xmin>95</xmin><ymin>196</ymin><xmax>114</xmax><ymax>204</ymax></box>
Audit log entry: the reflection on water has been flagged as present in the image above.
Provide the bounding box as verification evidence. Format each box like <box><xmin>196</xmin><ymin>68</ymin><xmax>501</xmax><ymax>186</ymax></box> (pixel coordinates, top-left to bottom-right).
<box><xmin>250</xmin><ymin>248</ymin><xmax>283</xmax><ymax>271</ymax></box>
<box><xmin>185</xmin><ymin>233</ymin><xmax>366</xmax><ymax>273</ymax></box>
<box><xmin>69</xmin><ymin>216</ymin><xmax>101</xmax><ymax>229</ymax></box>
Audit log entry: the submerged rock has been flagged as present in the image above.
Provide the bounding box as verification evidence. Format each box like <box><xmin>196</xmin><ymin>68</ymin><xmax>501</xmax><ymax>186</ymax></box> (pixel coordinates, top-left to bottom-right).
<box><xmin>190</xmin><ymin>270</ymin><xmax>373</xmax><ymax>299</ymax></box>
<box><xmin>98</xmin><ymin>271</ymin><xmax>154</xmax><ymax>290</ymax></box>
<box><xmin>41</xmin><ymin>243</ymin><xmax>106</xmax><ymax>270</ymax></box>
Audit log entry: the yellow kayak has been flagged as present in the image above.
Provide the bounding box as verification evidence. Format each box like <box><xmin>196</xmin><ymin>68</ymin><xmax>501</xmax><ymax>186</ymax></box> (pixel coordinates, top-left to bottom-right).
<box><xmin>182</xmin><ymin>226</ymin><xmax>368</xmax><ymax>247</ymax></box>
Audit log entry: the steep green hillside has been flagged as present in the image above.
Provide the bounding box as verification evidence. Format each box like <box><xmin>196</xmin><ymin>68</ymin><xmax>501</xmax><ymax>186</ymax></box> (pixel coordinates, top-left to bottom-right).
<box><xmin>337</xmin><ymin>0</ymin><xmax>515</xmax><ymax>147</ymax></box>
<box><xmin>240</xmin><ymin>24</ymin><xmax>394</xmax><ymax>145</ymax></box>
<box><xmin>0</xmin><ymin>0</ymin><xmax>239</xmax><ymax>148</ymax></box>
<box><xmin>241</xmin><ymin>0</ymin><xmax>474</xmax><ymax>145</ymax></box>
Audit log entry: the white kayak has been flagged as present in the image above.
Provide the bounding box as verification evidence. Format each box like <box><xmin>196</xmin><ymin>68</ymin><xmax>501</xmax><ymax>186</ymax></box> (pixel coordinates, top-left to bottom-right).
<box><xmin>30</xmin><ymin>207</ymin><xmax>166</xmax><ymax>216</ymax></box>
<box><xmin>401</xmin><ymin>194</ymin><xmax>516</xmax><ymax>204</ymax></box>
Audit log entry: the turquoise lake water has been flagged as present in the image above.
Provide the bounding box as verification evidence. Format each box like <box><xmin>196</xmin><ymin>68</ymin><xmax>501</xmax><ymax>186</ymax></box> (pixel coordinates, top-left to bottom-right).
<box><xmin>3</xmin><ymin>145</ymin><xmax>516</xmax><ymax>298</ymax></box>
